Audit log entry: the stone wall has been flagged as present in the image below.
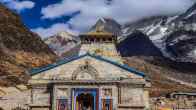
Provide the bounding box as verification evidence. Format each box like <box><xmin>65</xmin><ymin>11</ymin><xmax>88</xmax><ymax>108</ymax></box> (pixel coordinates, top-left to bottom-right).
<box><xmin>118</xmin><ymin>85</ymin><xmax>150</xmax><ymax>110</ymax></box>
<box><xmin>31</xmin><ymin>87</ymin><xmax>50</xmax><ymax>106</ymax></box>
<box><xmin>29</xmin><ymin>84</ymin><xmax>149</xmax><ymax>110</ymax></box>
<box><xmin>0</xmin><ymin>87</ymin><xmax>30</xmax><ymax>110</ymax></box>
<box><xmin>31</xmin><ymin>107</ymin><xmax>50</xmax><ymax>110</ymax></box>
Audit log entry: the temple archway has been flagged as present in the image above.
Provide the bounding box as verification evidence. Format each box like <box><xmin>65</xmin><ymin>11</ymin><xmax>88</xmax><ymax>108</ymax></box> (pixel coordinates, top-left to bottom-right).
<box><xmin>72</xmin><ymin>63</ymin><xmax>99</xmax><ymax>80</ymax></box>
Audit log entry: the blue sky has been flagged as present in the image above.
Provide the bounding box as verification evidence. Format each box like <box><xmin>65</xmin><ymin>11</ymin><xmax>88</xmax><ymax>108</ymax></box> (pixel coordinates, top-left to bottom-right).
<box><xmin>1</xmin><ymin>0</ymin><xmax>195</xmax><ymax>38</ymax></box>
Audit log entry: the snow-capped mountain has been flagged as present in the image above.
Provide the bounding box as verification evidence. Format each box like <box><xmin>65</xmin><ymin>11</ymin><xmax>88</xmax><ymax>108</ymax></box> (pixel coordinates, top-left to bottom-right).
<box><xmin>44</xmin><ymin>31</ymin><xmax>80</xmax><ymax>57</ymax></box>
<box><xmin>44</xmin><ymin>18</ymin><xmax>123</xmax><ymax>58</ymax></box>
<box><xmin>123</xmin><ymin>2</ymin><xmax>196</xmax><ymax>63</ymax></box>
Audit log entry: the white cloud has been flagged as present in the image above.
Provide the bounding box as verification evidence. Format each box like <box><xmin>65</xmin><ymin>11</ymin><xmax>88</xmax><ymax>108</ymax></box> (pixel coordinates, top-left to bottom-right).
<box><xmin>31</xmin><ymin>23</ymin><xmax>78</xmax><ymax>39</ymax></box>
<box><xmin>41</xmin><ymin>0</ymin><xmax>83</xmax><ymax>19</ymax></box>
<box><xmin>41</xmin><ymin>0</ymin><xmax>195</xmax><ymax>31</ymax></box>
<box><xmin>1</xmin><ymin>0</ymin><xmax>35</xmax><ymax>12</ymax></box>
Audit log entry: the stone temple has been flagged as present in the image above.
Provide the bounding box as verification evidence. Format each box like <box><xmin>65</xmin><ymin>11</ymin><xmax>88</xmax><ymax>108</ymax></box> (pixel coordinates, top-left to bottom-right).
<box><xmin>28</xmin><ymin>20</ymin><xmax>151</xmax><ymax>110</ymax></box>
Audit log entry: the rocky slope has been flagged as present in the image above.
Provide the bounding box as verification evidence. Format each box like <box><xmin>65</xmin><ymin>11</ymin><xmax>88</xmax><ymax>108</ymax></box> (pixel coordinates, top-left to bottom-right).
<box><xmin>0</xmin><ymin>4</ymin><xmax>57</xmax><ymax>86</ymax></box>
<box><xmin>125</xmin><ymin>56</ymin><xmax>196</xmax><ymax>97</ymax></box>
<box><xmin>117</xmin><ymin>30</ymin><xmax>163</xmax><ymax>57</ymax></box>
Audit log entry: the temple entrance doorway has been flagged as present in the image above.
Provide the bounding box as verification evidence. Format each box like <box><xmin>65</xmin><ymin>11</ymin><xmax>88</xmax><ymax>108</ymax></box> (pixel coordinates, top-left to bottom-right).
<box><xmin>73</xmin><ymin>88</ymin><xmax>98</xmax><ymax>110</ymax></box>
<box><xmin>76</xmin><ymin>93</ymin><xmax>94</xmax><ymax>110</ymax></box>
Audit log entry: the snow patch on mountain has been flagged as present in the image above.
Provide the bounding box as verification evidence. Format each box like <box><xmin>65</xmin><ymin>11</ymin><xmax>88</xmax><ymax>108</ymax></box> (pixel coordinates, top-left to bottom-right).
<box><xmin>194</xmin><ymin>49</ymin><xmax>196</xmax><ymax>57</ymax></box>
<box><xmin>166</xmin><ymin>16</ymin><xmax>178</xmax><ymax>24</ymax></box>
<box><xmin>188</xmin><ymin>49</ymin><xmax>196</xmax><ymax>59</ymax></box>
<box><xmin>44</xmin><ymin>31</ymin><xmax>80</xmax><ymax>57</ymax></box>
<box><xmin>147</xmin><ymin>25</ymin><xmax>171</xmax><ymax>58</ymax></box>
<box><xmin>185</xmin><ymin>10</ymin><xmax>196</xmax><ymax>19</ymax></box>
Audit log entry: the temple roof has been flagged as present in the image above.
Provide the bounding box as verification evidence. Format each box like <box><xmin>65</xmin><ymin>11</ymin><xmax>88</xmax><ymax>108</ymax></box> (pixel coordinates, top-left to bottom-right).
<box><xmin>81</xmin><ymin>31</ymin><xmax>113</xmax><ymax>36</ymax></box>
<box><xmin>80</xmin><ymin>26</ymin><xmax>116</xmax><ymax>39</ymax></box>
<box><xmin>29</xmin><ymin>53</ymin><xmax>146</xmax><ymax>77</ymax></box>
<box><xmin>79</xmin><ymin>31</ymin><xmax>115</xmax><ymax>39</ymax></box>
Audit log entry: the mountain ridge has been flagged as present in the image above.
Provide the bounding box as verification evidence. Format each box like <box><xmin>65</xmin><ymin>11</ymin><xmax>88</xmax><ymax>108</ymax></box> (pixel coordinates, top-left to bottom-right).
<box><xmin>44</xmin><ymin>31</ymin><xmax>80</xmax><ymax>57</ymax></box>
<box><xmin>123</xmin><ymin>2</ymin><xmax>196</xmax><ymax>64</ymax></box>
<box><xmin>0</xmin><ymin>4</ymin><xmax>57</xmax><ymax>86</ymax></box>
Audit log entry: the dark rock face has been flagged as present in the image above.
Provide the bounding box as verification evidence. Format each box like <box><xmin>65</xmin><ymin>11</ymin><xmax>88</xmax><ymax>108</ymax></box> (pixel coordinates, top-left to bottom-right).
<box><xmin>117</xmin><ymin>31</ymin><xmax>163</xmax><ymax>57</ymax></box>
<box><xmin>166</xmin><ymin>30</ymin><xmax>196</xmax><ymax>63</ymax></box>
<box><xmin>165</xmin><ymin>3</ymin><xmax>196</xmax><ymax>63</ymax></box>
<box><xmin>0</xmin><ymin>4</ymin><xmax>57</xmax><ymax>86</ymax></box>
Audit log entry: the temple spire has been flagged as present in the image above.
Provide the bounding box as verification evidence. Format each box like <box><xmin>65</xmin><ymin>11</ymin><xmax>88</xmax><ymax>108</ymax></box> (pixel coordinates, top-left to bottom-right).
<box><xmin>78</xmin><ymin>19</ymin><xmax>123</xmax><ymax>63</ymax></box>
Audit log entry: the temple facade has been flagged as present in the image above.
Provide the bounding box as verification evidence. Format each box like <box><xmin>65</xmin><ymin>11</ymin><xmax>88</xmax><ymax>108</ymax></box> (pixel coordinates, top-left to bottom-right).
<box><xmin>28</xmin><ymin>28</ymin><xmax>151</xmax><ymax>110</ymax></box>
